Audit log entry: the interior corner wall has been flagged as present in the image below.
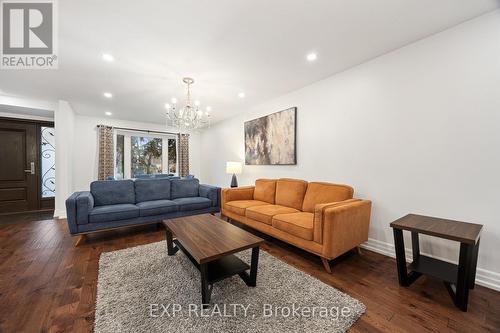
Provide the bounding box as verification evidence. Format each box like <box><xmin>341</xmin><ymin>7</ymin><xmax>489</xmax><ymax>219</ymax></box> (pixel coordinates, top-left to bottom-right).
<box><xmin>71</xmin><ymin>115</ymin><xmax>202</xmax><ymax>192</ymax></box>
<box><xmin>199</xmin><ymin>10</ymin><xmax>500</xmax><ymax>290</ymax></box>
<box><xmin>54</xmin><ymin>100</ymin><xmax>75</xmax><ymax>218</ymax></box>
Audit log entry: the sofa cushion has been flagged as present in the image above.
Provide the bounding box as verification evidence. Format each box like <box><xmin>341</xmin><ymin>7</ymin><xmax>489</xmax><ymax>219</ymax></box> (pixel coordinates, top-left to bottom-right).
<box><xmin>275</xmin><ymin>178</ymin><xmax>308</xmax><ymax>210</ymax></box>
<box><xmin>136</xmin><ymin>200</ymin><xmax>178</xmax><ymax>217</ymax></box>
<box><xmin>302</xmin><ymin>182</ymin><xmax>354</xmax><ymax>212</ymax></box>
<box><xmin>173</xmin><ymin>197</ymin><xmax>211</xmax><ymax>211</ymax></box>
<box><xmin>253</xmin><ymin>179</ymin><xmax>277</xmax><ymax>204</ymax></box>
<box><xmin>225</xmin><ymin>200</ymin><xmax>268</xmax><ymax>216</ymax></box>
<box><xmin>171</xmin><ymin>179</ymin><xmax>199</xmax><ymax>199</ymax></box>
<box><xmin>272</xmin><ymin>212</ymin><xmax>314</xmax><ymax>241</ymax></box>
<box><xmin>135</xmin><ymin>178</ymin><xmax>171</xmax><ymax>203</ymax></box>
<box><xmin>90</xmin><ymin>180</ymin><xmax>135</xmax><ymax>206</ymax></box>
<box><xmin>246</xmin><ymin>204</ymin><xmax>299</xmax><ymax>225</ymax></box>
<box><xmin>88</xmin><ymin>204</ymin><xmax>139</xmax><ymax>223</ymax></box>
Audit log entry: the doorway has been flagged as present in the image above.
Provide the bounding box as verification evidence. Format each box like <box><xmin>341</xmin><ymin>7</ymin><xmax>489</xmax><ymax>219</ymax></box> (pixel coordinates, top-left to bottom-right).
<box><xmin>0</xmin><ymin>118</ymin><xmax>55</xmax><ymax>215</ymax></box>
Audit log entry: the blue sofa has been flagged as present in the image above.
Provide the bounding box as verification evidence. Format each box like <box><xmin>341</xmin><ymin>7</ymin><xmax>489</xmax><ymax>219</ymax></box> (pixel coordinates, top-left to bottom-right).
<box><xmin>65</xmin><ymin>178</ymin><xmax>220</xmax><ymax>235</ymax></box>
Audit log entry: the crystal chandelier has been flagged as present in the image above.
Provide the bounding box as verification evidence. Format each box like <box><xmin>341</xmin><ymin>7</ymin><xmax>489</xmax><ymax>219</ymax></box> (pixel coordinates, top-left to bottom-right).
<box><xmin>165</xmin><ymin>77</ymin><xmax>211</xmax><ymax>131</ymax></box>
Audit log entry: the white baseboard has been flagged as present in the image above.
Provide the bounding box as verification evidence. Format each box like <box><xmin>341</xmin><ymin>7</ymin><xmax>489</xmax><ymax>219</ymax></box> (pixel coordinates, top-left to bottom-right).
<box><xmin>361</xmin><ymin>238</ymin><xmax>500</xmax><ymax>292</ymax></box>
<box><xmin>53</xmin><ymin>209</ymin><xmax>66</xmax><ymax>219</ymax></box>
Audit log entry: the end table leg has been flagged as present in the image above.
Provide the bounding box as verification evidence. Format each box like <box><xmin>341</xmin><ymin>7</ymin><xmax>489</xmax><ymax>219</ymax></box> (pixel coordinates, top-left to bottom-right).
<box><xmin>456</xmin><ymin>242</ymin><xmax>473</xmax><ymax>311</ymax></box>
<box><xmin>411</xmin><ymin>232</ymin><xmax>420</xmax><ymax>261</ymax></box>
<box><xmin>201</xmin><ymin>263</ymin><xmax>211</xmax><ymax>306</ymax></box>
<box><xmin>393</xmin><ymin>228</ymin><xmax>409</xmax><ymax>286</ymax></box>
<box><xmin>248</xmin><ymin>246</ymin><xmax>260</xmax><ymax>287</ymax></box>
<box><xmin>469</xmin><ymin>239</ymin><xmax>480</xmax><ymax>289</ymax></box>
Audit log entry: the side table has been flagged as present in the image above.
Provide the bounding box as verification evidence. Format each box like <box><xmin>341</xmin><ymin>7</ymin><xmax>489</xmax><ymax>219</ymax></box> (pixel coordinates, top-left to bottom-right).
<box><xmin>390</xmin><ymin>214</ymin><xmax>482</xmax><ymax>311</ymax></box>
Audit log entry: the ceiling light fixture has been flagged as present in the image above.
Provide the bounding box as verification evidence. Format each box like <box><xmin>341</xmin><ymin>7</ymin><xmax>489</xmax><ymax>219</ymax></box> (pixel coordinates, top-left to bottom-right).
<box><xmin>105</xmin><ymin>111</ymin><xmax>112</xmax><ymax>116</ymax></box>
<box><xmin>102</xmin><ymin>53</ymin><xmax>114</xmax><ymax>62</ymax></box>
<box><xmin>165</xmin><ymin>77</ymin><xmax>211</xmax><ymax>131</ymax></box>
<box><xmin>306</xmin><ymin>52</ymin><xmax>318</xmax><ymax>62</ymax></box>
<box><xmin>103</xmin><ymin>92</ymin><xmax>113</xmax><ymax>98</ymax></box>
<box><xmin>238</xmin><ymin>92</ymin><xmax>245</xmax><ymax>98</ymax></box>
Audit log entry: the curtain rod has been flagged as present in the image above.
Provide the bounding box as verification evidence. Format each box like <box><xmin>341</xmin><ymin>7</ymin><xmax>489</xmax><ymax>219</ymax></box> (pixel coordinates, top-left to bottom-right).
<box><xmin>98</xmin><ymin>124</ymin><xmax>179</xmax><ymax>136</ymax></box>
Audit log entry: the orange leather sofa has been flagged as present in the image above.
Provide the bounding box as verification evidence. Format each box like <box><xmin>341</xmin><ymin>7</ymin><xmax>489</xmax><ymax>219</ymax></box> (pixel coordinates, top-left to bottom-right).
<box><xmin>221</xmin><ymin>178</ymin><xmax>372</xmax><ymax>272</ymax></box>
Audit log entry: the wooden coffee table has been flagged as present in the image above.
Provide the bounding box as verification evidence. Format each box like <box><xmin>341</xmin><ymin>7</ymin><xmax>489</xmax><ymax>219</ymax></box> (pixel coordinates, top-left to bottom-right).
<box><xmin>163</xmin><ymin>214</ymin><xmax>264</xmax><ymax>305</ymax></box>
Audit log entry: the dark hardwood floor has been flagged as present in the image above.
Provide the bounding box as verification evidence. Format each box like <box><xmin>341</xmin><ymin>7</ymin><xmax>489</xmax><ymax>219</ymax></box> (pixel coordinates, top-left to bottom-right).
<box><xmin>0</xmin><ymin>213</ymin><xmax>498</xmax><ymax>333</ymax></box>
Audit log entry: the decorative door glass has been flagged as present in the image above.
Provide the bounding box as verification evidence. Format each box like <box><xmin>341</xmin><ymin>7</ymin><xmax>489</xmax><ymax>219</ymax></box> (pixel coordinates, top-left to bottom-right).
<box><xmin>40</xmin><ymin>126</ymin><xmax>55</xmax><ymax>198</ymax></box>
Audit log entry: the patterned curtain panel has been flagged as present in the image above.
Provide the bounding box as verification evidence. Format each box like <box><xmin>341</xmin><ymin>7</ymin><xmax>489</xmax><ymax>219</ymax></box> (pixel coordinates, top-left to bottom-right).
<box><xmin>178</xmin><ymin>133</ymin><xmax>190</xmax><ymax>177</ymax></box>
<box><xmin>98</xmin><ymin>125</ymin><xmax>114</xmax><ymax>180</ymax></box>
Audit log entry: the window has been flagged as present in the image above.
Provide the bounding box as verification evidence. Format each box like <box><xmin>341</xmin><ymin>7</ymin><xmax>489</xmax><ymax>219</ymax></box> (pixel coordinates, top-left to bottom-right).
<box><xmin>114</xmin><ymin>130</ymin><xmax>178</xmax><ymax>179</ymax></box>
<box><xmin>115</xmin><ymin>134</ymin><xmax>124</xmax><ymax>179</ymax></box>
<box><xmin>168</xmin><ymin>138</ymin><xmax>177</xmax><ymax>174</ymax></box>
<box><xmin>131</xmin><ymin>136</ymin><xmax>162</xmax><ymax>177</ymax></box>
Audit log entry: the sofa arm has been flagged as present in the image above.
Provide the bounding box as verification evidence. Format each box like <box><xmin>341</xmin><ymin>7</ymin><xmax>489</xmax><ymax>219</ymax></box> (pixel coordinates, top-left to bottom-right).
<box><xmin>313</xmin><ymin>199</ymin><xmax>360</xmax><ymax>243</ymax></box>
<box><xmin>65</xmin><ymin>191</ymin><xmax>94</xmax><ymax>234</ymax></box>
<box><xmin>65</xmin><ymin>192</ymin><xmax>79</xmax><ymax>234</ymax></box>
<box><xmin>221</xmin><ymin>186</ymin><xmax>255</xmax><ymax>207</ymax></box>
<box><xmin>199</xmin><ymin>184</ymin><xmax>221</xmax><ymax>207</ymax></box>
<box><xmin>76</xmin><ymin>191</ymin><xmax>94</xmax><ymax>224</ymax></box>
<box><xmin>319</xmin><ymin>199</ymin><xmax>372</xmax><ymax>259</ymax></box>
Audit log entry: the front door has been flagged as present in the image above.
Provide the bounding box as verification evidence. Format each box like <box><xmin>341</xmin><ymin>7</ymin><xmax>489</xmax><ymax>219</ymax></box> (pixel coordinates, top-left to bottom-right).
<box><xmin>0</xmin><ymin>120</ymin><xmax>39</xmax><ymax>213</ymax></box>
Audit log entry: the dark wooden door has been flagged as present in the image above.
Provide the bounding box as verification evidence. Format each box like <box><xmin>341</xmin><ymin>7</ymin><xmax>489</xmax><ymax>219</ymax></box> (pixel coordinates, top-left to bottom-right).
<box><xmin>0</xmin><ymin>120</ymin><xmax>39</xmax><ymax>214</ymax></box>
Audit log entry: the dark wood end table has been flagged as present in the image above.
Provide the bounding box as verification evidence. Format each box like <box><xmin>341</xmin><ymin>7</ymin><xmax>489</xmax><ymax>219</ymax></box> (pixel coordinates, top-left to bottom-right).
<box><xmin>390</xmin><ymin>214</ymin><xmax>482</xmax><ymax>311</ymax></box>
<box><xmin>163</xmin><ymin>214</ymin><xmax>264</xmax><ymax>305</ymax></box>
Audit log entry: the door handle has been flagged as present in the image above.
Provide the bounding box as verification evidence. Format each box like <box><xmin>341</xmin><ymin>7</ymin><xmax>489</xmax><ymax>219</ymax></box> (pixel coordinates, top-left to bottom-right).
<box><xmin>24</xmin><ymin>162</ymin><xmax>35</xmax><ymax>175</ymax></box>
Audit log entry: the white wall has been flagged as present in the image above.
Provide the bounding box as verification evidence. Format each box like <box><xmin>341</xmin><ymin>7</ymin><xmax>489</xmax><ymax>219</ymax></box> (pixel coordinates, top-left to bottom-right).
<box><xmin>54</xmin><ymin>101</ymin><xmax>75</xmax><ymax>217</ymax></box>
<box><xmin>200</xmin><ymin>11</ymin><xmax>500</xmax><ymax>290</ymax></box>
<box><xmin>72</xmin><ymin>115</ymin><xmax>202</xmax><ymax>192</ymax></box>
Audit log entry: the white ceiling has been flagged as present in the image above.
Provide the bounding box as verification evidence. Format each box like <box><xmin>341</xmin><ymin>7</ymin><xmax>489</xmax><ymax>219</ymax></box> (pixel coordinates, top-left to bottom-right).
<box><xmin>1</xmin><ymin>0</ymin><xmax>498</xmax><ymax>124</ymax></box>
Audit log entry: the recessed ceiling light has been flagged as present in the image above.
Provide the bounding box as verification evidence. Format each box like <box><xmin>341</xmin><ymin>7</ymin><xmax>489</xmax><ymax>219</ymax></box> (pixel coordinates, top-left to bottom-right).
<box><xmin>103</xmin><ymin>92</ymin><xmax>113</xmax><ymax>98</ymax></box>
<box><xmin>206</xmin><ymin>106</ymin><xmax>212</xmax><ymax>112</ymax></box>
<box><xmin>306</xmin><ymin>53</ymin><xmax>317</xmax><ymax>62</ymax></box>
<box><xmin>238</xmin><ymin>92</ymin><xmax>245</xmax><ymax>98</ymax></box>
<box><xmin>171</xmin><ymin>97</ymin><xmax>177</xmax><ymax>104</ymax></box>
<box><xmin>105</xmin><ymin>111</ymin><xmax>112</xmax><ymax>116</ymax></box>
<box><xmin>164</xmin><ymin>103</ymin><xmax>171</xmax><ymax>110</ymax></box>
<box><xmin>102</xmin><ymin>53</ymin><xmax>114</xmax><ymax>62</ymax></box>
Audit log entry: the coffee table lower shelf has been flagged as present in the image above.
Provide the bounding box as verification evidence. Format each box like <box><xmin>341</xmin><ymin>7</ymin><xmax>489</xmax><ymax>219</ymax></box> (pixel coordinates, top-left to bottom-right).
<box><xmin>166</xmin><ymin>234</ymin><xmax>260</xmax><ymax>306</ymax></box>
<box><xmin>173</xmin><ymin>239</ymin><xmax>251</xmax><ymax>284</ymax></box>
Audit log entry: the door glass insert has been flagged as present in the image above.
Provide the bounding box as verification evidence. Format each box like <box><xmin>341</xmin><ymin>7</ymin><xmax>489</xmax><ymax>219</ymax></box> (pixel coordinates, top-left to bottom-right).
<box><xmin>40</xmin><ymin>126</ymin><xmax>55</xmax><ymax>198</ymax></box>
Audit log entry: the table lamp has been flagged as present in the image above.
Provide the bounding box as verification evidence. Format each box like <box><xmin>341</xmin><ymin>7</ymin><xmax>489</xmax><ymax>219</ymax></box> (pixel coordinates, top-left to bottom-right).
<box><xmin>226</xmin><ymin>161</ymin><xmax>242</xmax><ymax>188</ymax></box>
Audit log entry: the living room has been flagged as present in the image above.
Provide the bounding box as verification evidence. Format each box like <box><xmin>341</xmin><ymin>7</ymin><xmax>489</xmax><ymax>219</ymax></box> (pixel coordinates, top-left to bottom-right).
<box><xmin>0</xmin><ymin>1</ymin><xmax>499</xmax><ymax>332</ymax></box>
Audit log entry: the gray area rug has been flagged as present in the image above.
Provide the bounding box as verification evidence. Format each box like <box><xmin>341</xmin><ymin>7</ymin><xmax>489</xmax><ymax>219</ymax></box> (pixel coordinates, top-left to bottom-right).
<box><xmin>95</xmin><ymin>241</ymin><xmax>365</xmax><ymax>333</ymax></box>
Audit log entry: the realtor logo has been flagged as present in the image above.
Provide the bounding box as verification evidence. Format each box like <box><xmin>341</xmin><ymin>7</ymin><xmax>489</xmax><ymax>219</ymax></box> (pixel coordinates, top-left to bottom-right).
<box><xmin>1</xmin><ymin>0</ymin><xmax>58</xmax><ymax>69</ymax></box>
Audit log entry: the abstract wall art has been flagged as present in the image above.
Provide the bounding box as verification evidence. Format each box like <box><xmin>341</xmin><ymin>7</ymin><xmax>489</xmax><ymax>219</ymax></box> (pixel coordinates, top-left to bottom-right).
<box><xmin>244</xmin><ymin>107</ymin><xmax>296</xmax><ymax>165</ymax></box>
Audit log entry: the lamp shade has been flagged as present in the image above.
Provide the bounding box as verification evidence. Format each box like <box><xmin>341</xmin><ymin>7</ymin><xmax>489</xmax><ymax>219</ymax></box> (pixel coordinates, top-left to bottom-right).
<box><xmin>226</xmin><ymin>161</ymin><xmax>242</xmax><ymax>174</ymax></box>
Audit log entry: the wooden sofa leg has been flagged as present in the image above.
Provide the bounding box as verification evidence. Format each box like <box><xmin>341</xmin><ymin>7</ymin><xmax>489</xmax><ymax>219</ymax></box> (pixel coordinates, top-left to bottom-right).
<box><xmin>321</xmin><ymin>258</ymin><xmax>332</xmax><ymax>273</ymax></box>
<box><xmin>74</xmin><ymin>234</ymin><xmax>86</xmax><ymax>247</ymax></box>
